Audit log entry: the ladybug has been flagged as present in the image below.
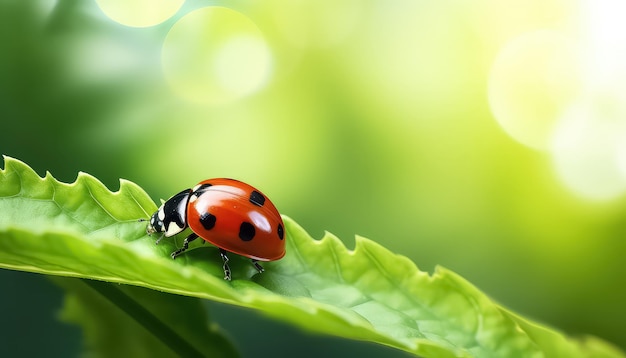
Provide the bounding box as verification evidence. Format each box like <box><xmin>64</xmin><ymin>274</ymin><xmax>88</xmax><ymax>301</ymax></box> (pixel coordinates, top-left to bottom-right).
<box><xmin>145</xmin><ymin>178</ymin><xmax>285</xmax><ymax>280</ymax></box>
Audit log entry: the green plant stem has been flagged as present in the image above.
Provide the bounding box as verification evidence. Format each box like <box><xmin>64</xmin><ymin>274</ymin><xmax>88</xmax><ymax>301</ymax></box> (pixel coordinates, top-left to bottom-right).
<box><xmin>82</xmin><ymin>279</ymin><xmax>205</xmax><ymax>358</ymax></box>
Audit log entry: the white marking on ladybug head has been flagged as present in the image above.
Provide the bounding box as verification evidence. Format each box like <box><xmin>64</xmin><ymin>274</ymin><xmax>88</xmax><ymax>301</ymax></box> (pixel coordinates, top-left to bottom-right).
<box><xmin>165</xmin><ymin>222</ymin><xmax>185</xmax><ymax>237</ymax></box>
<box><xmin>189</xmin><ymin>194</ymin><xmax>198</xmax><ymax>203</ymax></box>
<box><xmin>192</xmin><ymin>184</ymin><xmax>202</xmax><ymax>192</ymax></box>
<box><xmin>157</xmin><ymin>209</ymin><xmax>166</xmax><ymax>221</ymax></box>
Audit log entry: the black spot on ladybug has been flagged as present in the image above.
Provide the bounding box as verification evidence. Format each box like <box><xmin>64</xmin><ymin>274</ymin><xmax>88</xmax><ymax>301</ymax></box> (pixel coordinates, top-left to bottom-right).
<box><xmin>239</xmin><ymin>222</ymin><xmax>256</xmax><ymax>241</ymax></box>
<box><xmin>249</xmin><ymin>190</ymin><xmax>265</xmax><ymax>207</ymax></box>
<box><xmin>277</xmin><ymin>224</ymin><xmax>284</xmax><ymax>240</ymax></box>
<box><xmin>200</xmin><ymin>212</ymin><xmax>216</xmax><ymax>230</ymax></box>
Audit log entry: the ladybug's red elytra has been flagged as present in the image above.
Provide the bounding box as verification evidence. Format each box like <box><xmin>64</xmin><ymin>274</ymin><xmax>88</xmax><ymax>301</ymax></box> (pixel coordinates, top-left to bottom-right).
<box><xmin>145</xmin><ymin>178</ymin><xmax>285</xmax><ymax>280</ymax></box>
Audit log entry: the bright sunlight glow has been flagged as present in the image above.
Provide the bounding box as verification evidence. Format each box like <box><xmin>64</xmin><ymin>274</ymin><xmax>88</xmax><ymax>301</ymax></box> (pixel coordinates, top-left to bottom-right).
<box><xmin>548</xmin><ymin>0</ymin><xmax>626</xmax><ymax>200</ymax></box>
<box><xmin>489</xmin><ymin>0</ymin><xmax>626</xmax><ymax>200</ymax></box>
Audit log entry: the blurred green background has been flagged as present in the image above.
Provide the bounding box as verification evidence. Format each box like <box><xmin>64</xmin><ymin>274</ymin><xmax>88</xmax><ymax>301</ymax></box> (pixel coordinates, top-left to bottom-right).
<box><xmin>1</xmin><ymin>0</ymin><xmax>625</xmax><ymax>356</ymax></box>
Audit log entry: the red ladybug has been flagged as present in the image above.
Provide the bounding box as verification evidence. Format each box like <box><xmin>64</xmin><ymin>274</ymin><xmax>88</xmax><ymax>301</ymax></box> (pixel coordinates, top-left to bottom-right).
<box><xmin>145</xmin><ymin>178</ymin><xmax>285</xmax><ymax>280</ymax></box>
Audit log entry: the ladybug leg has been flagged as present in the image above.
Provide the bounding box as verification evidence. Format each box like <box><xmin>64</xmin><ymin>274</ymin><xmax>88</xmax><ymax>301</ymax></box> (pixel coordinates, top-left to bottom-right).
<box><xmin>251</xmin><ymin>259</ymin><xmax>264</xmax><ymax>274</ymax></box>
<box><xmin>170</xmin><ymin>233</ymin><xmax>199</xmax><ymax>259</ymax></box>
<box><xmin>219</xmin><ymin>249</ymin><xmax>232</xmax><ymax>281</ymax></box>
<box><xmin>155</xmin><ymin>234</ymin><xmax>165</xmax><ymax>245</ymax></box>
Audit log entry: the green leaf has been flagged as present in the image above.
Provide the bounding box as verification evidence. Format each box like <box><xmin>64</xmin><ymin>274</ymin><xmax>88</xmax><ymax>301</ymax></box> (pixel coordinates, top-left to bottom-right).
<box><xmin>0</xmin><ymin>156</ymin><xmax>623</xmax><ymax>358</ymax></box>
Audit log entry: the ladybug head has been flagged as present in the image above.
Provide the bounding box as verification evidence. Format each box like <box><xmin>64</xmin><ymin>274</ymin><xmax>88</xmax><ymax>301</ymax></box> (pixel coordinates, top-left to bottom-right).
<box><xmin>146</xmin><ymin>211</ymin><xmax>165</xmax><ymax>235</ymax></box>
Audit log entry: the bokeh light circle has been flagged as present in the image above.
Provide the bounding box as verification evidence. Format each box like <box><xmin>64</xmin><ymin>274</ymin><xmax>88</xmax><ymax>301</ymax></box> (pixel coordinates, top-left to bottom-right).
<box><xmin>488</xmin><ymin>30</ymin><xmax>581</xmax><ymax>150</ymax></box>
<box><xmin>162</xmin><ymin>7</ymin><xmax>273</xmax><ymax>105</ymax></box>
<box><xmin>96</xmin><ymin>0</ymin><xmax>184</xmax><ymax>28</ymax></box>
<box><xmin>551</xmin><ymin>99</ymin><xmax>626</xmax><ymax>200</ymax></box>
